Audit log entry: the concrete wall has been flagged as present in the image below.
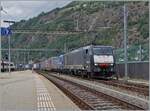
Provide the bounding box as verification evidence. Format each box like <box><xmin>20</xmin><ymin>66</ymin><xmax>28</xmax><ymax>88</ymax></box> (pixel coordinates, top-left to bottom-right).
<box><xmin>116</xmin><ymin>61</ymin><xmax>149</xmax><ymax>80</ymax></box>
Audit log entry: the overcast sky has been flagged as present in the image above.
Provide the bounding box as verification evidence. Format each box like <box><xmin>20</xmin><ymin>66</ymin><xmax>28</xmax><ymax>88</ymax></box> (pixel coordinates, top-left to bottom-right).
<box><xmin>1</xmin><ymin>1</ymin><xmax>72</xmax><ymax>27</ymax></box>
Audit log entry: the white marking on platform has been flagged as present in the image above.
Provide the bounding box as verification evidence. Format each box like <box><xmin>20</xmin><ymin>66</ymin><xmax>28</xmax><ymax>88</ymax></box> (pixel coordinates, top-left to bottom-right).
<box><xmin>34</xmin><ymin>75</ymin><xmax>56</xmax><ymax>111</ymax></box>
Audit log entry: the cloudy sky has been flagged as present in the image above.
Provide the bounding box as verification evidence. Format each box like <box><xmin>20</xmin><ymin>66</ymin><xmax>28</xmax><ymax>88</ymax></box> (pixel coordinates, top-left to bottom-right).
<box><xmin>1</xmin><ymin>1</ymin><xmax>72</xmax><ymax>27</ymax></box>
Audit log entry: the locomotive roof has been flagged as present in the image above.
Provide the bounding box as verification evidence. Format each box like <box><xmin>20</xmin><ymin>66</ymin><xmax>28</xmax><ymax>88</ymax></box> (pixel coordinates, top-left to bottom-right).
<box><xmin>65</xmin><ymin>45</ymin><xmax>113</xmax><ymax>55</ymax></box>
<box><xmin>93</xmin><ymin>45</ymin><xmax>113</xmax><ymax>48</ymax></box>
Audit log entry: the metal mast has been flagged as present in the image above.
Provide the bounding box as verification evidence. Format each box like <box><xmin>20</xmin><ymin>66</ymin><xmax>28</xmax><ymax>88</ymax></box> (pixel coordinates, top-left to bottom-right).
<box><xmin>123</xmin><ymin>4</ymin><xmax>128</xmax><ymax>80</ymax></box>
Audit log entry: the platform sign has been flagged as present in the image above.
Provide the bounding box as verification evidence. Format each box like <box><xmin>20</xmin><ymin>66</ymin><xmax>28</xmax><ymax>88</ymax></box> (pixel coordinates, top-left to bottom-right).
<box><xmin>1</xmin><ymin>27</ymin><xmax>12</xmax><ymax>36</ymax></box>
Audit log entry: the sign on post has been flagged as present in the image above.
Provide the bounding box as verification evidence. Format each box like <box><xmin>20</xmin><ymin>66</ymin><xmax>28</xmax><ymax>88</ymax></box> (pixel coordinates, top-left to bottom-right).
<box><xmin>1</xmin><ymin>27</ymin><xmax>12</xmax><ymax>36</ymax></box>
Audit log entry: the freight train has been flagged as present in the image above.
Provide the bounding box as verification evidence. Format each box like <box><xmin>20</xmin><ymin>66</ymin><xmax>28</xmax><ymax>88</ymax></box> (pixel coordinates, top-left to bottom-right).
<box><xmin>34</xmin><ymin>45</ymin><xmax>116</xmax><ymax>78</ymax></box>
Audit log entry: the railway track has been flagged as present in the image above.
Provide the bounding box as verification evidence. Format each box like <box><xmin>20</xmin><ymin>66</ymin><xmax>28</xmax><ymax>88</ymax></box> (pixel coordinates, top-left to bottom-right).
<box><xmin>37</xmin><ymin>71</ymin><xmax>147</xmax><ymax>110</ymax></box>
<box><xmin>59</xmin><ymin>73</ymin><xmax>149</xmax><ymax>97</ymax></box>
<box><xmin>95</xmin><ymin>79</ymin><xmax>149</xmax><ymax>97</ymax></box>
<box><xmin>39</xmin><ymin>70</ymin><xmax>149</xmax><ymax>97</ymax></box>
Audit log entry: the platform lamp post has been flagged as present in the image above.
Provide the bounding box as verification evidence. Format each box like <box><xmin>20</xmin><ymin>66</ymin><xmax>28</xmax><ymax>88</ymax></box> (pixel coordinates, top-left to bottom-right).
<box><xmin>3</xmin><ymin>20</ymin><xmax>15</xmax><ymax>74</ymax></box>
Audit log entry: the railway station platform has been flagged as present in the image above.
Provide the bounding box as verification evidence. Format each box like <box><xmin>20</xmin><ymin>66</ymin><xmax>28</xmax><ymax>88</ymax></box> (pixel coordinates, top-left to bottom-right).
<box><xmin>0</xmin><ymin>70</ymin><xmax>79</xmax><ymax>111</ymax></box>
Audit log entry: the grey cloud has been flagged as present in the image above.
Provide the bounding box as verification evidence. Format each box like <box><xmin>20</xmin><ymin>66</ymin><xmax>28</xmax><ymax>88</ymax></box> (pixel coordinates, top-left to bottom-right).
<box><xmin>1</xmin><ymin>1</ymin><xmax>72</xmax><ymax>22</ymax></box>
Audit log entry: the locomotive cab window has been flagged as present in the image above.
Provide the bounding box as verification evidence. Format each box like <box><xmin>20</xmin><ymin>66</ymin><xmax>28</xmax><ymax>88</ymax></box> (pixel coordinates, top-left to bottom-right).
<box><xmin>93</xmin><ymin>47</ymin><xmax>113</xmax><ymax>55</ymax></box>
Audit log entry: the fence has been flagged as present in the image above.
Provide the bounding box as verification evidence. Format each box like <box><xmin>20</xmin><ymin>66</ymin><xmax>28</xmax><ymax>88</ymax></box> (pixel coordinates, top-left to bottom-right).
<box><xmin>116</xmin><ymin>61</ymin><xmax>149</xmax><ymax>80</ymax></box>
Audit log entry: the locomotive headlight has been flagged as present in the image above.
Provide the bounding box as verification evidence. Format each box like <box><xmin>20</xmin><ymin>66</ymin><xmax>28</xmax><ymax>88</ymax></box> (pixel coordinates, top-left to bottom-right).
<box><xmin>95</xmin><ymin>63</ymin><xmax>98</xmax><ymax>66</ymax></box>
<box><xmin>110</xmin><ymin>63</ymin><xmax>113</xmax><ymax>66</ymax></box>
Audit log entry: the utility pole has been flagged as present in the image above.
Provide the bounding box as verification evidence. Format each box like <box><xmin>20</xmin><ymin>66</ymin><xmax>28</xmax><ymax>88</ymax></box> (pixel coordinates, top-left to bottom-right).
<box><xmin>24</xmin><ymin>52</ymin><xmax>26</xmax><ymax>69</ymax></box>
<box><xmin>64</xmin><ymin>37</ymin><xmax>68</xmax><ymax>53</ymax></box>
<box><xmin>139</xmin><ymin>44</ymin><xmax>142</xmax><ymax>61</ymax></box>
<box><xmin>28</xmin><ymin>51</ymin><xmax>29</xmax><ymax>64</ymax></box>
<box><xmin>123</xmin><ymin>5</ymin><xmax>128</xmax><ymax>80</ymax></box>
<box><xmin>8</xmin><ymin>23</ymin><xmax>11</xmax><ymax>73</ymax></box>
<box><xmin>76</xmin><ymin>19</ymin><xmax>79</xmax><ymax>31</ymax></box>
<box><xmin>24</xmin><ymin>52</ymin><xmax>25</xmax><ymax>66</ymax></box>
<box><xmin>40</xmin><ymin>52</ymin><xmax>42</xmax><ymax>60</ymax></box>
<box><xmin>17</xmin><ymin>51</ymin><xmax>19</xmax><ymax>68</ymax></box>
<box><xmin>64</xmin><ymin>43</ymin><xmax>66</xmax><ymax>53</ymax></box>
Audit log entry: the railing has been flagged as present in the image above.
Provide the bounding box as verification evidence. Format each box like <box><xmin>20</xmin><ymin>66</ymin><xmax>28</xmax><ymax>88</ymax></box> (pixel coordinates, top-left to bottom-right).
<box><xmin>114</xmin><ymin>43</ymin><xmax>149</xmax><ymax>63</ymax></box>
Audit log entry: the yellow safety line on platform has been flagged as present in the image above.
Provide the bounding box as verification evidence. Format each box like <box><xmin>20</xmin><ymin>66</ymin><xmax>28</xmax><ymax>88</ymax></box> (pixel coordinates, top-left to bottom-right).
<box><xmin>34</xmin><ymin>74</ymin><xmax>56</xmax><ymax>111</ymax></box>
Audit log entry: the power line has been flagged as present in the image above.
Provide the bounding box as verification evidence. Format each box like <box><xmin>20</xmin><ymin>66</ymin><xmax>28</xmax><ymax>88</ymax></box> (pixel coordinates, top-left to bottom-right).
<box><xmin>10</xmin><ymin>28</ymin><xmax>112</xmax><ymax>35</ymax></box>
<box><xmin>1</xmin><ymin>48</ymin><xmax>60</xmax><ymax>51</ymax></box>
<box><xmin>12</xmin><ymin>30</ymin><xmax>82</xmax><ymax>35</ymax></box>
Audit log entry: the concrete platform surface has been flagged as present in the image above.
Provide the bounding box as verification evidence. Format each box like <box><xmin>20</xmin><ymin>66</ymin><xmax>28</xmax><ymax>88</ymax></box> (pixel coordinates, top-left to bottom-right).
<box><xmin>0</xmin><ymin>70</ymin><xmax>79</xmax><ymax>111</ymax></box>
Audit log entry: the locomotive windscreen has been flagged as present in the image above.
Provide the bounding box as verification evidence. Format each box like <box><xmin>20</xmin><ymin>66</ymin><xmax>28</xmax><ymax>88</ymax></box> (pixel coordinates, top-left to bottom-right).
<box><xmin>93</xmin><ymin>47</ymin><xmax>113</xmax><ymax>55</ymax></box>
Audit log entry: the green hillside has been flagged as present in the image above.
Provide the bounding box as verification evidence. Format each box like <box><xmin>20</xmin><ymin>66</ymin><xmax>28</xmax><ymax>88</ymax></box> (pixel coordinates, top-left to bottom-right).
<box><xmin>1</xmin><ymin>1</ymin><xmax>149</xmax><ymax>64</ymax></box>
